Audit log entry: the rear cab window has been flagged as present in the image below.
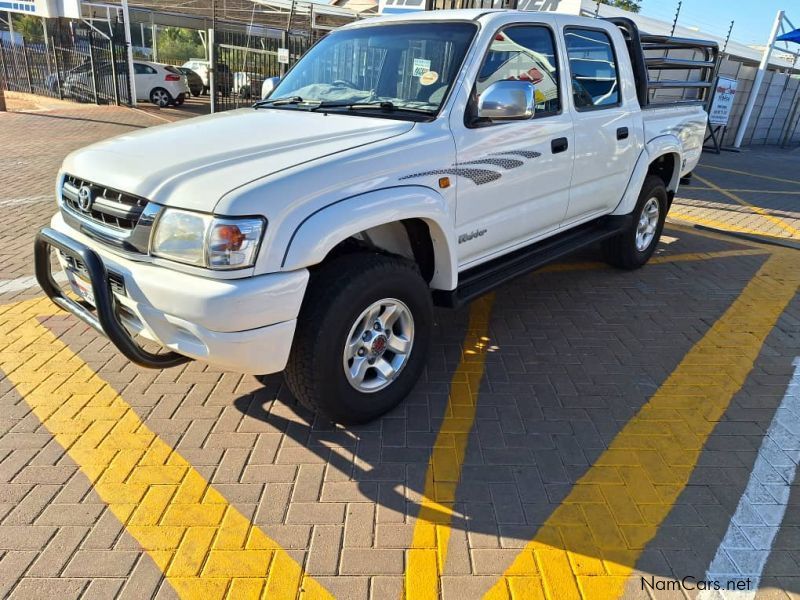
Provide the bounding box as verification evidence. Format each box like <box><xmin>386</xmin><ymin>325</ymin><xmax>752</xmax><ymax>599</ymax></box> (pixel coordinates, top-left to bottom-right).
<box><xmin>564</xmin><ymin>27</ymin><xmax>620</xmax><ymax>110</ymax></box>
<box><xmin>477</xmin><ymin>24</ymin><xmax>561</xmax><ymax>118</ymax></box>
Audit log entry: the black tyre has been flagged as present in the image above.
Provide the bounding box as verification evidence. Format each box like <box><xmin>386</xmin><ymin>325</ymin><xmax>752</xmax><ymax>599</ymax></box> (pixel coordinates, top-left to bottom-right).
<box><xmin>604</xmin><ymin>175</ymin><xmax>668</xmax><ymax>270</ymax></box>
<box><xmin>173</xmin><ymin>94</ymin><xmax>185</xmax><ymax>106</ymax></box>
<box><xmin>149</xmin><ymin>87</ymin><xmax>172</xmax><ymax>108</ymax></box>
<box><xmin>283</xmin><ymin>252</ymin><xmax>433</xmax><ymax>424</ymax></box>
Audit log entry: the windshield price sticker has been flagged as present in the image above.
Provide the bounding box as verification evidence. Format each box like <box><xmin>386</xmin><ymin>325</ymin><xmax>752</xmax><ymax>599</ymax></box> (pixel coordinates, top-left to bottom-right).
<box><xmin>412</xmin><ymin>58</ymin><xmax>431</xmax><ymax>77</ymax></box>
<box><xmin>420</xmin><ymin>71</ymin><xmax>439</xmax><ymax>86</ymax></box>
<box><xmin>278</xmin><ymin>48</ymin><xmax>289</xmax><ymax>64</ymax></box>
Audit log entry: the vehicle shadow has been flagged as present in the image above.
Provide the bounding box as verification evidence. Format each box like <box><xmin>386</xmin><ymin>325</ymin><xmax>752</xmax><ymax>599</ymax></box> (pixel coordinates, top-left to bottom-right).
<box><xmin>230</xmin><ymin>242</ymin><xmax>798</xmax><ymax>592</ymax></box>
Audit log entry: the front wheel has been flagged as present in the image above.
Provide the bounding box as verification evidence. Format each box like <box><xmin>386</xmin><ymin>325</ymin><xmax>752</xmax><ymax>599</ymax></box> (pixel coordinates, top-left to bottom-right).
<box><xmin>283</xmin><ymin>253</ymin><xmax>433</xmax><ymax>424</ymax></box>
<box><xmin>604</xmin><ymin>175</ymin><xmax>668</xmax><ymax>270</ymax></box>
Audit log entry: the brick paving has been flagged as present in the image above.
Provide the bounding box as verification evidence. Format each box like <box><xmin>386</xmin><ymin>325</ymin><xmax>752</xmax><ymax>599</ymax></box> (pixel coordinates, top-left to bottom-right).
<box><xmin>670</xmin><ymin>148</ymin><xmax>800</xmax><ymax>241</ymax></box>
<box><xmin>0</xmin><ymin>100</ymin><xmax>799</xmax><ymax>599</ymax></box>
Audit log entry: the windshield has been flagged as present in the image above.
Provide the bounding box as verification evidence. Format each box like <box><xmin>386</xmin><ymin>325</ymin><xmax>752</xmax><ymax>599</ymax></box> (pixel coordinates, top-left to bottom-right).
<box><xmin>268</xmin><ymin>22</ymin><xmax>477</xmax><ymax>115</ymax></box>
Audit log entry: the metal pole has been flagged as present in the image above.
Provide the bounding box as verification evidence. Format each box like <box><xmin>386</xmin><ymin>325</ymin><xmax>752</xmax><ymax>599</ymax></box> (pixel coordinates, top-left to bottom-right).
<box><xmin>209</xmin><ymin>0</ymin><xmax>216</xmax><ymax>113</ymax></box>
<box><xmin>120</xmin><ymin>0</ymin><xmax>136</xmax><ymax>105</ymax></box>
<box><xmin>0</xmin><ymin>67</ymin><xmax>5</xmax><ymax>111</ymax></box>
<box><xmin>209</xmin><ymin>28</ymin><xmax>215</xmax><ymax>113</ymax></box>
<box><xmin>51</xmin><ymin>23</ymin><xmax>62</xmax><ymax>100</ymax></box>
<box><xmin>733</xmin><ymin>10</ymin><xmax>784</xmax><ymax>148</ymax></box>
<box><xmin>20</xmin><ymin>38</ymin><xmax>33</xmax><ymax>93</ymax></box>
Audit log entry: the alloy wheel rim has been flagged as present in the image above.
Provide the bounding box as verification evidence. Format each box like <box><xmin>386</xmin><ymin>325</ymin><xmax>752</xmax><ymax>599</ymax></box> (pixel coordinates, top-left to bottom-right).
<box><xmin>342</xmin><ymin>298</ymin><xmax>414</xmax><ymax>393</ymax></box>
<box><xmin>635</xmin><ymin>197</ymin><xmax>660</xmax><ymax>252</ymax></box>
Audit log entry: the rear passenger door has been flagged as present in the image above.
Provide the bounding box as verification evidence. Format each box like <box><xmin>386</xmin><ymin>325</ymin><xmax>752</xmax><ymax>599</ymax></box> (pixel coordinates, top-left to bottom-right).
<box><xmin>133</xmin><ymin>63</ymin><xmax>158</xmax><ymax>101</ymax></box>
<box><xmin>452</xmin><ymin>23</ymin><xmax>575</xmax><ymax>266</ymax></box>
<box><xmin>561</xmin><ymin>25</ymin><xmax>638</xmax><ymax>225</ymax></box>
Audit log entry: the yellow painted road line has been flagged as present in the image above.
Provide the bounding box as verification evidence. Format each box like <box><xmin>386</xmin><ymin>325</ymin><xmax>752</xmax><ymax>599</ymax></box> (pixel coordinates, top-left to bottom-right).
<box><xmin>701</xmin><ymin>188</ymin><xmax>800</xmax><ymax>196</ymax></box>
<box><xmin>693</xmin><ymin>174</ymin><xmax>800</xmax><ymax>238</ymax></box>
<box><xmin>404</xmin><ymin>293</ymin><xmax>495</xmax><ymax>600</ymax></box>
<box><xmin>648</xmin><ymin>248</ymin><xmax>769</xmax><ymax>264</ymax></box>
<box><xmin>668</xmin><ymin>209</ymin><xmax>779</xmax><ymax>238</ymax></box>
<box><xmin>697</xmin><ymin>164</ymin><xmax>800</xmax><ymax>186</ymax></box>
<box><xmin>483</xmin><ymin>250</ymin><xmax>800</xmax><ymax>600</ymax></box>
<box><xmin>0</xmin><ymin>297</ymin><xmax>333</xmax><ymax>600</ymax></box>
<box><xmin>540</xmin><ymin>248</ymin><xmax>768</xmax><ymax>275</ymax></box>
<box><xmin>664</xmin><ymin>222</ymin><xmax>765</xmax><ymax>247</ymax></box>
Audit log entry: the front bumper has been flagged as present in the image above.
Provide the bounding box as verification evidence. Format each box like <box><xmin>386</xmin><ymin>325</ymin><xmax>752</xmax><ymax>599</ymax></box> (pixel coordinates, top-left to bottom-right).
<box><xmin>34</xmin><ymin>222</ymin><xmax>309</xmax><ymax>375</ymax></box>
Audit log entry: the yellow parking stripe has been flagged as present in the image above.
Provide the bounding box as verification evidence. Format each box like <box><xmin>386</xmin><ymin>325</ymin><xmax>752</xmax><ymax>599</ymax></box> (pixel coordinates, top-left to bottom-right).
<box><xmin>693</xmin><ymin>174</ymin><xmax>800</xmax><ymax>238</ymax></box>
<box><xmin>0</xmin><ymin>297</ymin><xmax>333</xmax><ymax>600</ymax></box>
<box><xmin>668</xmin><ymin>209</ymin><xmax>780</xmax><ymax>238</ymax></box>
<box><xmin>483</xmin><ymin>250</ymin><xmax>800</xmax><ymax>600</ymax></box>
<box><xmin>404</xmin><ymin>294</ymin><xmax>495</xmax><ymax>600</ymax></box>
<box><xmin>697</xmin><ymin>164</ymin><xmax>800</xmax><ymax>185</ymax></box>
<box><xmin>690</xmin><ymin>188</ymin><xmax>800</xmax><ymax>196</ymax></box>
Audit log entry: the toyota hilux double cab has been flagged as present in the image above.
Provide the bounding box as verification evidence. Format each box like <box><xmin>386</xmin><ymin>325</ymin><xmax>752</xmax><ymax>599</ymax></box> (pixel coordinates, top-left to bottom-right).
<box><xmin>35</xmin><ymin>10</ymin><xmax>718</xmax><ymax>423</ymax></box>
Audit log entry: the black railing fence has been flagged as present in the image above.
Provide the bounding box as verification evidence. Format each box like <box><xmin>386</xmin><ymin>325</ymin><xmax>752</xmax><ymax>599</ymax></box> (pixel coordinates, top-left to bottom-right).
<box><xmin>0</xmin><ymin>19</ymin><xmax>132</xmax><ymax>106</ymax></box>
<box><xmin>213</xmin><ymin>28</ymin><xmax>314</xmax><ymax>111</ymax></box>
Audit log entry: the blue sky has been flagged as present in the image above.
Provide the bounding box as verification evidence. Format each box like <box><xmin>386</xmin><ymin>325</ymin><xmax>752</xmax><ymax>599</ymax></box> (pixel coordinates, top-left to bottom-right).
<box><xmin>638</xmin><ymin>0</ymin><xmax>791</xmax><ymax>45</ymax></box>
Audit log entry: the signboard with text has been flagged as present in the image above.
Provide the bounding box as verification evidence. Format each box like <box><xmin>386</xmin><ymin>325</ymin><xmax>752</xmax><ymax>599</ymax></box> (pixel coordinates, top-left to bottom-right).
<box><xmin>0</xmin><ymin>0</ymin><xmax>80</xmax><ymax>18</ymax></box>
<box><xmin>708</xmin><ymin>76</ymin><xmax>738</xmax><ymax>126</ymax></box>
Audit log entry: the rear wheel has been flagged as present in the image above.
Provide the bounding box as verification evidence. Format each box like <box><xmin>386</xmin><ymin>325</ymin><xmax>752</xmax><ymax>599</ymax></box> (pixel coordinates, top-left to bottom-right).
<box><xmin>604</xmin><ymin>175</ymin><xmax>668</xmax><ymax>269</ymax></box>
<box><xmin>283</xmin><ymin>253</ymin><xmax>433</xmax><ymax>424</ymax></box>
<box><xmin>149</xmin><ymin>87</ymin><xmax>172</xmax><ymax>108</ymax></box>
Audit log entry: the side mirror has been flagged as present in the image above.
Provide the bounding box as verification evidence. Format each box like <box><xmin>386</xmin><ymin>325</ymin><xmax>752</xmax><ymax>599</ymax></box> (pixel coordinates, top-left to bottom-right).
<box><xmin>261</xmin><ymin>76</ymin><xmax>280</xmax><ymax>99</ymax></box>
<box><xmin>477</xmin><ymin>80</ymin><xmax>536</xmax><ymax>121</ymax></box>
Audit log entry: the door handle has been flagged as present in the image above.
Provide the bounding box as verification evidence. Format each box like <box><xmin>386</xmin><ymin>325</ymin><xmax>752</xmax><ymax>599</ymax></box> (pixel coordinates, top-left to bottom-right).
<box><xmin>617</xmin><ymin>127</ymin><xmax>629</xmax><ymax>140</ymax></box>
<box><xmin>551</xmin><ymin>137</ymin><xmax>569</xmax><ymax>154</ymax></box>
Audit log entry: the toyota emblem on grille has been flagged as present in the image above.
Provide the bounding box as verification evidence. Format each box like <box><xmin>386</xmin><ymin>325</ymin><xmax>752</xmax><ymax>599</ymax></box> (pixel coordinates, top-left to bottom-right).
<box><xmin>77</xmin><ymin>185</ymin><xmax>94</xmax><ymax>212</ymax></box>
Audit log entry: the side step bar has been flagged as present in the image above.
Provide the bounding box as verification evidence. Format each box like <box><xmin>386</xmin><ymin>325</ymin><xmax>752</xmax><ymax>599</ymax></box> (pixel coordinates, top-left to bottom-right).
<box><xmin>433</xmin><ymin>215</ymin><xmax>632</xmax><ymax>308</ymax></box>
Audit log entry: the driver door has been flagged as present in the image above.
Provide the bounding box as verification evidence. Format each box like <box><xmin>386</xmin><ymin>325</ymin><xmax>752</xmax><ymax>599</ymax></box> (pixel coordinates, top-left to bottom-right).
<box><xmin>451</xmin><ymin>24</ymin><xmax>575</xmax><ymax>266</ymax></box>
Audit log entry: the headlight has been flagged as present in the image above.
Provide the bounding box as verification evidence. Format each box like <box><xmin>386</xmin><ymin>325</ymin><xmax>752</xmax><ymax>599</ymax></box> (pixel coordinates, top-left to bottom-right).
<box><xmin>151</xmin><ymin>208</ymin><xmax>265</xmax><ymax>270</ymax></box>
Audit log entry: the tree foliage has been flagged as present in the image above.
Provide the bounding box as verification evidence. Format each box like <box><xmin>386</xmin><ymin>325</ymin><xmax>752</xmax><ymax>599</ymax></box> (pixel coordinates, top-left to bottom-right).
<box><xmin>10</xmin><ymin>14</ymin><xmax>44</xmax><ymax>43</ymax></box>
<box><xmin>597</xmin><ymin>0</ymin><xmax>642</xmax><ymax>13</ymax></box>
<box><xmin>156</xmin><ymin>27</ymin><xmax>205</xmax><ymax>63</ymax></box>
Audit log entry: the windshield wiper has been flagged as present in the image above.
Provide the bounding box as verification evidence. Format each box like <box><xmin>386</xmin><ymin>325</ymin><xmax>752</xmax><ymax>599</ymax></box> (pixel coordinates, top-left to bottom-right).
<box><xmin>253</xmin><ymin>96</ymin><xmax>306</xmax><ymax>109</ymax></box>
<box><xmin>311</xmin><ymin>100</ymin><xmax>435</xmax><ymax>115</ymax></box>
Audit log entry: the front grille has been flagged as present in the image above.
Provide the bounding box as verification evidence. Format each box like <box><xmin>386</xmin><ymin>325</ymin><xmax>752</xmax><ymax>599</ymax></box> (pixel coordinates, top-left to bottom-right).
<box><xmin>62</xmin><ymin>175</ymin><xmax>147</xmax><ymax>231</ymax></box>
<box><xmin>61</xmin><ymin>253</ymin><xmax>126</xmax><ymax>296</ymax></box>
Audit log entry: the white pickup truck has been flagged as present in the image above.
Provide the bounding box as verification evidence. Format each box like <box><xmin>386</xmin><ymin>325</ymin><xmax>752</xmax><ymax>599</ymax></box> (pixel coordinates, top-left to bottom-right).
<box><xmin>35</xmin><ymin>10</ymin><xmax>717</xmax><ymax>423</ymax></box>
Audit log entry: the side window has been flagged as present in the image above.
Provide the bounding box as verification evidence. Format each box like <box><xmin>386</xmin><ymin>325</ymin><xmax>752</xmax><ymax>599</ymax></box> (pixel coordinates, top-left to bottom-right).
<box><xmin>133</xmin><ymin>63</ymin><xmax>148</xmax><ymax>75</ymax></box>
<box><xmin>564</xmin><ymin>28</ymin><xmax>620</xmax><ymax>110</ymax></box>
<box><xmin>476</xmin><ymin>25</ymin><xmax>560</xmax><ymax>118</ymax></box>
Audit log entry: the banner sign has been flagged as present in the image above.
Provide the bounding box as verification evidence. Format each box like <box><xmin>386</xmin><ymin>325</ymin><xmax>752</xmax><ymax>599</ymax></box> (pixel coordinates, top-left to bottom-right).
<box><xmin>709</xmin><ymin>76</ymin><xmax>738</xmax><ymax>126</ymax></box>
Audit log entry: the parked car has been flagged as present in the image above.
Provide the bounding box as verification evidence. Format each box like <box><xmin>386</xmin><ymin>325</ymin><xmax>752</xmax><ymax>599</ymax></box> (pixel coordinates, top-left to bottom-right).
<box><xmin>62</xmin><ymin>61</ymin><xmax>127</xmax><ymax>103</ymax></box>
<box><xmin>176</xmin><ymin>66</ymin><xmax>204</xmax><ymax>97</ymax></box>
<box><xmin>133</xmin><ymin>61</ymin><xmax>191</xmax><ymax>107</ymax></box>
<box><xmin>233</xmin><ymin>71</ymin><xmax>265</xmax><ymax>99</ymax></box>
<box><xmin>37</xmin><ymin>11</ymin><xmax>715</xmax><ymax>424</ymax></box>
<box><xmin>181</xmin><ymin>59</ymin><xmax>233</xmax><ymax>94</ymax></box>
<box><xmin>61</xmin><ymin>60</ymin><xmax>189</xmax><ymax>107</ymax></box>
